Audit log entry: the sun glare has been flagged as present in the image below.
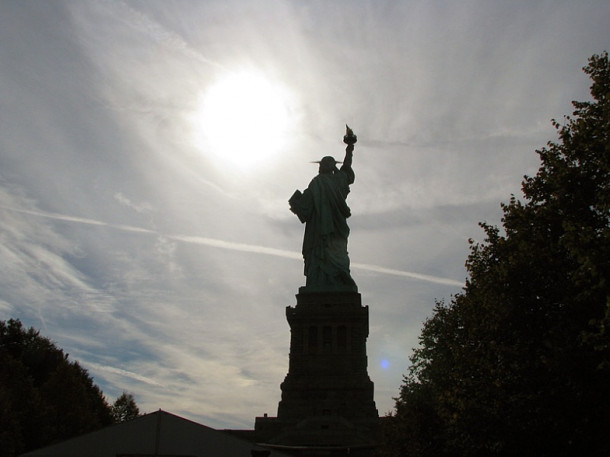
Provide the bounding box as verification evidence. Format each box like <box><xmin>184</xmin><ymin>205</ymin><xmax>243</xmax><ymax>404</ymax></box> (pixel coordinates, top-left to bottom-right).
<box><xmin>193</xmin><ymin>70</ymin><xmax>297</xmax><ymax>171</ymax></box>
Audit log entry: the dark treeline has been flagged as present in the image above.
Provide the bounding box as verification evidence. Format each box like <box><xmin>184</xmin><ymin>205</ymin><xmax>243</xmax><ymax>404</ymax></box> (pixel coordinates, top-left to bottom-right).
<box><xmin>0</xmin><ymin>319</ymin><xmax>140</xmax><ymax>457</ymax></box>
<box><xmin>380</xmin><ymin>52</ymin><xmax>610</xmax><ymax>457</ymax></box>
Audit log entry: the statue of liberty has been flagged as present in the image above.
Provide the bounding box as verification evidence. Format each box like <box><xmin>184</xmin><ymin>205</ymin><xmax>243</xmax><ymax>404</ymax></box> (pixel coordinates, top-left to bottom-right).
<box><xmin>289</xmin><ymin>126</ymin><xmax>358</xmax><ymax>292</ymax></box>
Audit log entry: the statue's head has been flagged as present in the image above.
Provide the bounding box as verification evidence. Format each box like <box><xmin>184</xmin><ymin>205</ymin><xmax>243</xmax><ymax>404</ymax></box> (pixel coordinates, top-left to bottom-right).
<box><xmin>317</xmin><ymin>156</ymin><xmax>340</xmax><ymax>174</ymax></box>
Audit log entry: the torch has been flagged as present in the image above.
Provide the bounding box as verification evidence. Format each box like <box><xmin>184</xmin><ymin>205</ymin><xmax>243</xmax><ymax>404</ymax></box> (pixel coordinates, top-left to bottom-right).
<box><xmin>343</xmin><ymin>125</ymin><xmax>357</xmax><ymax>145</ymax></box>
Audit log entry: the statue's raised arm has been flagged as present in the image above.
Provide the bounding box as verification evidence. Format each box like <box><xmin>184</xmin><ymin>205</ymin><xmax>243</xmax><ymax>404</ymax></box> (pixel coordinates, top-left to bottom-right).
<box><xmin>289</xmin><ymin>126</ymin><xmax>358</xmax><ymax>293</ymax></box>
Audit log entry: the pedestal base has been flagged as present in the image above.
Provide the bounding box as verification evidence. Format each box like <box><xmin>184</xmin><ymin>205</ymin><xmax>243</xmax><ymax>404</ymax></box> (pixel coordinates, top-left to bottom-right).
<box><xmin>255</xmin><ymin>291</ymin><xmax>380</xmax><ymax>453</ymax></box>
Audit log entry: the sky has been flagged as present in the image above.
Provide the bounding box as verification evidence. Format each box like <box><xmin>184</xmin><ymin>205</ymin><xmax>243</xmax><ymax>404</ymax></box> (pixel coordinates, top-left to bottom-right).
<box><xmin>1</xmin><ymin>0</ymin><xmax>608</xmax><ymax>429</ymax></box>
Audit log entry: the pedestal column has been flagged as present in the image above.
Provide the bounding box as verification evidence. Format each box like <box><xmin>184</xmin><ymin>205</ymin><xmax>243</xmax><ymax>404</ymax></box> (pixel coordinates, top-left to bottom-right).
<box><xmin>255</xmin><ymin>292</ymin><xmax>380</xmax><ymax>450</ymax></box>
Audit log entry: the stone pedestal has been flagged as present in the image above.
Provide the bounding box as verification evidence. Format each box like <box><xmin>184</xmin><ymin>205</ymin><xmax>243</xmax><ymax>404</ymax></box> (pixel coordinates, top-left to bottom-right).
<box><xmin>255</xmin><ymin>291</ymin><xmax>380</xmax><ymax>454</ymax></box>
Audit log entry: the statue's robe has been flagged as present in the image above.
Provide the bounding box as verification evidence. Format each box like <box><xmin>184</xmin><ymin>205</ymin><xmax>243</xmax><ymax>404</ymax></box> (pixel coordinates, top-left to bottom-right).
<box><xmin>290</xmin><ymin>164</ymin><xmax>356</xmax><ymax>289</ymax></box>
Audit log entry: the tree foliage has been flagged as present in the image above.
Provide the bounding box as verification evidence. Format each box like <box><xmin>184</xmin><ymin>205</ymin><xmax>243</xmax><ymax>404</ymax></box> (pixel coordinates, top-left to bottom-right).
<box><xmin>112</xmin><ymin>391</ymin><xmax>141</xmax><ymax>423</ymax></box>
<box><xmin>389</xmin><ymin>52</ymin><xmax>610</xmax><ymax>456</ymax></box>
<box><xmin>0</xmin><ymin>319</ymin><xmax>115</xmax><ymax>456</ymax></box>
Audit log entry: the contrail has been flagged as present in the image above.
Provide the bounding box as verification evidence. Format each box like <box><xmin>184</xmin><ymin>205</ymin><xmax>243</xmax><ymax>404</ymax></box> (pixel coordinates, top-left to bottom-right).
<box><xmin>86</xmin><ymin>362</ymin><xmax>165</xmax><ymax>387</ymax></box>
<box><xmin>352</xmin><ymin>263</ymin><xmax>463</xmax><ymax>287</ymax></box>
<box><xmin>1</xmin><ymin>204</ymin><xmax>463</xmax><ymax>287</ymax></box>
<box><xmin>168</xmin><ymin>235</ymin><xmax>463</xmax><ymax>287</ymax></box>
<box><xmin>0</xmin><ymin>205</ymin><xmax>156</xmax><ymax>235</ymax></box>
<box><xmin>167</xmin><ymin>234</ymin><xmax>301</xmax><ymax>260</ymax></box>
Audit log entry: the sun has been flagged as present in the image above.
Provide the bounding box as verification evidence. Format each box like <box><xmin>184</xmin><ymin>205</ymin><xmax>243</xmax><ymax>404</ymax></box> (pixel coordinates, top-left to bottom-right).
<box><xmin>192</xmin><ymin>70</ymin><xmax>297</xmax><ymax>171</ymax></box>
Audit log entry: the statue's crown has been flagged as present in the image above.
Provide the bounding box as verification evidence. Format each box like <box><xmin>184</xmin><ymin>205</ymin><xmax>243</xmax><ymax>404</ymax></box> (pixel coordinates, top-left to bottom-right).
<box><xmin>312</xmin><ymin>156</ymin><xmax>341</xmax><ymax>165</ymax></box>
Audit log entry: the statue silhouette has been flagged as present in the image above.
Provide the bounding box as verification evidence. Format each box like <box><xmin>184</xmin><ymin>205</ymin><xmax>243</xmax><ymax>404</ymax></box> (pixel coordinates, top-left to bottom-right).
<box><xmin>289</xmin><ymin>134</ymin><xmax>357</xmax><ymax>292</ymax></box>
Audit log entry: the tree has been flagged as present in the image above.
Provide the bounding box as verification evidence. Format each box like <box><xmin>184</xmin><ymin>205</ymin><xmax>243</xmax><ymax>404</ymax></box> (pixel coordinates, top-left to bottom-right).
<box><xmin>112</xmin><ymin>391</ymin><xmax>141</xmax><ymax>423</ymax></box>
<box><xmin>389</xmin><ymin>52</ymin><xmax>610</xmax><ymax>457</ymax></box>
<box><xmin>0</xmin><ymin>319</ymin><xmax>114</xmax><ymax>456</ymax></box>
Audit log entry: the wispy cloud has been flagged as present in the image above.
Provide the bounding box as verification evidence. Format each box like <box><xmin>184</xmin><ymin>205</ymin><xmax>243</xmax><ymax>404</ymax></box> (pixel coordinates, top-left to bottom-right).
<box><xmin>0</xmin><ymin>204</ymin><xmax>155</xmax><ymax>234</ymax></box>
<box><xmin>2</xmin><ymin>0</ymin><xmax>608</xmax><ymax>430</ymax></box>
<box><xmin>114</xmin><ymin>1</ymin><xmax>226</xmax><ymax>71</ymax></box>
<box><xmin>0</xmin><ymin>203</ymin><xmax>463</xmax><ymax>287</ymax></box>
<box><xmin>114</xmin><ymin>192</ymin><xmax>154</xmax><ymax>214</ymax></box>
<box><xmin>87</xmin><ymin>362</ymin><xmax>166</xmax><ymax>388</ymax></box>
<box><xmin>353</xmin><ymin>263</ymin><xmax>463</xmax><ymax>287</ymax></box>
